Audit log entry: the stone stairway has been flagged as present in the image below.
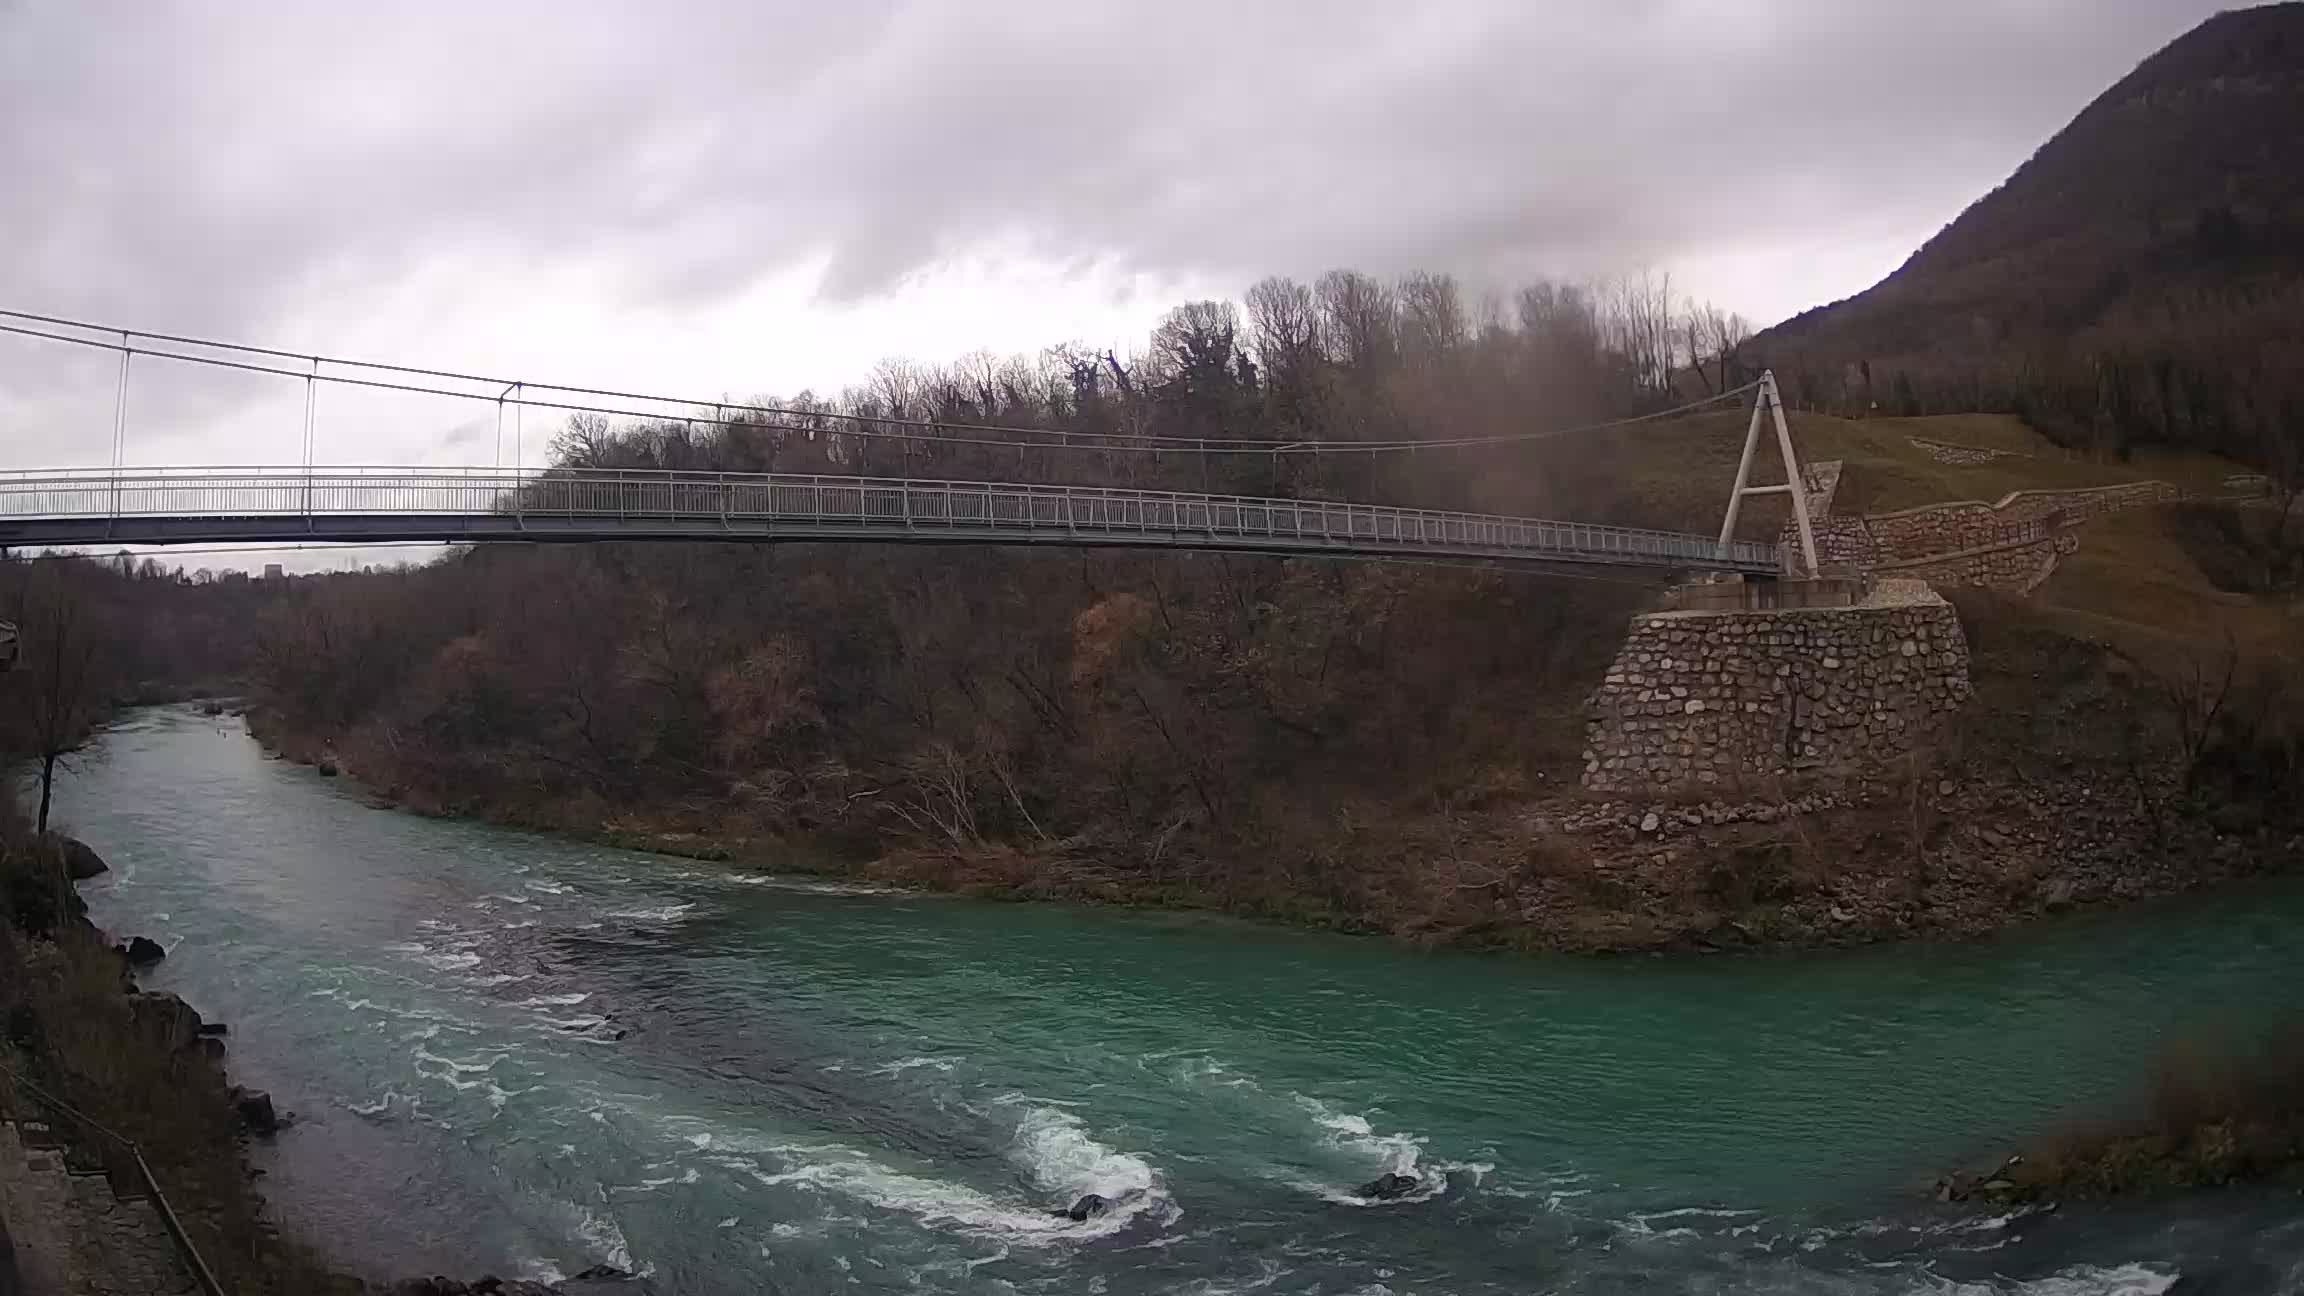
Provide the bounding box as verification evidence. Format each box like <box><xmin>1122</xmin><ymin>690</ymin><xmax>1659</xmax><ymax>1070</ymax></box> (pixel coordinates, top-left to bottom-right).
<box><xmin>0</xmin><ymin>1117</ymin><xmax>197</xmax><ymax>1295</ymax></box>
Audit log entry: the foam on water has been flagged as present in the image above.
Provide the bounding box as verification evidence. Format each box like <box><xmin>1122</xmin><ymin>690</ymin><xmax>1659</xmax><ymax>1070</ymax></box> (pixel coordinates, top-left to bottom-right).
<box><xmin>609</xmin><ymin>903</ymin><xmax>696</xmax><ymax>923</ymax></box>
<box><xmin>1285</xmin><ymin>1095</ymin><xmax>1481</xmax><ymax>1206</ymax></box>
<box><xmin>1009</xmin><ymin>1105</ymin><xmax>1167</xmax><ymax>1219</ymax></box>
<box><xmin>387</xmin><ymin>944</ymin><xmax>483</xmax><ymax>972</ymax></box>
<box><xmin>1923</xmin><ymin>1264</ymin><xmax>2181</xmax><ymax>1296</ymax></box>
<box><xmin>347</xmin><ymin>1087</ymin><xmax>419</xmax><ymax>1118</ymax></box>
<box><xmin>748</xmin><ymin>1148</ymin><xmax>1159</xmax><ymax>1246</ymax></box>
<box><xmin>870</xmin><ymin>1055</ymin><xmax>962</xmax><ymax>1077</ymax></box>
<box><xmin>1624</xmin><ymin>1204</ymin><xmax>1761</xmax><ymax>1239</ymax></box>
<box><xmin>413</xmin><ymin>1046</ymin><xmax>506</xmax><ymax>1075</ymax></box>
<box><xmin>675</xmin><ymin>1099</ymin><xmax>1177</xmax><ymax>1248</ymax></box>
<box><xmin>568</xmin><ymin>1204</ymin><xmax>648</xmax><ymax>1278</ymax></box>
<box><xmin>1299</xmin><ymin>1096</ymin><xmax>1426</xmax><ymax>1176</ymax></box>
<box><xmin>729</xmin><ymin>876</ymin><xmax>900</xmax><ymax>896</ymax></box>
<box><xmin>2027</xmin><ymin>1265</ymin><xmax>2182</xmax><ymax>1296</ymax></box>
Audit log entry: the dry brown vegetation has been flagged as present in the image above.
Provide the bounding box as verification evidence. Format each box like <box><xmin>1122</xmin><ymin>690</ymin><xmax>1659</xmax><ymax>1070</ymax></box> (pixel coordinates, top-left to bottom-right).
<box><xmin>244</xmin><ymin>541</ymin><xmax>1664</xmax><ymax>944</ymax></box>
<box><xmin>1963</xmin><ymin>1032</ymin><xmax>2304</xmax><ymax>1202</ymax></box>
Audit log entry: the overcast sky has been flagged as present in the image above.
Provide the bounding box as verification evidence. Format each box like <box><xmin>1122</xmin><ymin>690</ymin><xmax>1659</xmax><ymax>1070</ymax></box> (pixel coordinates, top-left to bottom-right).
<box><xmin>0</xmin><ymin>0</ymin><xmax>2233</xmax><ymax>565</ymax></box>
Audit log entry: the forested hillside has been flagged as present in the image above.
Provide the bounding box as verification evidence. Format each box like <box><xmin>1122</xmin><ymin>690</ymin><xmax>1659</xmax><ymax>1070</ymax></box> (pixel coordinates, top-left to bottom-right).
<box><xmin>242</xmin><ymin>266</ymin><xmax>1736</xmax><ymax>938</ymax></box>
<box><xmin>1753</xmin><ymin>3</ymin><xmax>2304</xmax><ymax>472</ymax></box>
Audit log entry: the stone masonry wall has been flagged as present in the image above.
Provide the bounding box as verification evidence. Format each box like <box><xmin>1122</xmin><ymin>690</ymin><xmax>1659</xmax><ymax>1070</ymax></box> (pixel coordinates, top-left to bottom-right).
<box><xmin>1778</xmin><ymin>478</ymin><xmax>2183</xmax><ymax>588</ymax></box>
<box><xmin>1876</xmin><ymin>532</ymin><xmax>2079</xmax><ymax>595</ymax></box>
<box><xmin>1860</xmin><ymin>480</ymin><xmax>2182</xmax><ymax>560</ymax></box>
<box><xmin>1582</xmin><ymin>590</ymin><xmax>1972</xmax><ymax>793</ymax></box>
<box><xmin>1909</xmin><ymin>437</ymin><xmax>2022</xmax><ymax>465</ymax></box>
<box><xmin>1808</xmin><ymin>516</ymin><xmax>1879</xmax><ymax>567</ymax></box>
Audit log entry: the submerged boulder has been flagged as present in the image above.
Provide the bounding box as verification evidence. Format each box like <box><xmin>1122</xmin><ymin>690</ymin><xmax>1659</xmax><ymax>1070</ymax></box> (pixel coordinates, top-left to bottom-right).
<box><xmin>1357</xmin><ymin>1172</ymin><xmax>1421</xmax><ymax>1201</ymax></box>
<box><xmin>389</xmin><ymin>1277</ymin><xmax>557</xmax><ymax>1296</ymax></box>
<box><xmin>564</xmin><ymin>1266</ymin><xmax>639</xmax><ymax>1289</ymax></box>
<box><xmin>124</xmin><ymin>935</ymin><xmax>167</xmax><ymax>965</ymax></box>
<box><xmin>1058</xmin><ymin>1193</ymin><xmax>1111</xmax><ymax>1222</ymax></box>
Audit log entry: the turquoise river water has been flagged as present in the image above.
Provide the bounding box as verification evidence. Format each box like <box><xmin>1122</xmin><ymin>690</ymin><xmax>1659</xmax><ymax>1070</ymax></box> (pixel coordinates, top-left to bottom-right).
<box><xmin>57</xmin><ymin>709</ymin><xmax>2304</xmax><ymax>1293</ymax></box>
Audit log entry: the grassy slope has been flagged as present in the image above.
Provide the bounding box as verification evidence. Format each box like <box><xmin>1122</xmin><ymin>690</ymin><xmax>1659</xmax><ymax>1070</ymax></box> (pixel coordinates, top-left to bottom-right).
<box><xmin>1828</xmin><ymin>416</ymin><xmax>2291</xmax><ymax>672</ymax></box>
<box><xmin>1539</xmin><ymin>409</ymin><xmax>2244</xmax><ymax>538</ymax></box>
<box><xmin>1565</xmin><ymin>407</ymin><xmax>2279</xmax><ymax>655</ymax></box>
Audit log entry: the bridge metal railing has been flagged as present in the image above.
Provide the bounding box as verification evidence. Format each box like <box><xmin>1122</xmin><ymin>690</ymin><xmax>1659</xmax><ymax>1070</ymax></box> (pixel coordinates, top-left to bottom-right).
<box><xmin>0</xmin><ymin>466</ymin><xmax>1784</xmax><ymax>573</ymax></box>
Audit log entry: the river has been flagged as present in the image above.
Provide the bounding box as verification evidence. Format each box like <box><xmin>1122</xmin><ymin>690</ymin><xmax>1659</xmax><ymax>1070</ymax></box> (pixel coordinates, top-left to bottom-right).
<box><xmin>54</xmin><ymin>708</ymin><xmax>2304</xmax><ymax>1294</ymax></box>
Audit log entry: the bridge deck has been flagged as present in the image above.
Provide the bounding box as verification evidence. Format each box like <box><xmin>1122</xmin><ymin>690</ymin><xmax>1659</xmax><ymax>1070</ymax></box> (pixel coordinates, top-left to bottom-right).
<box><xmin>0</xmin><ymin>469</ymin><xmax>1783</xmax><ymax>573</ymax></box>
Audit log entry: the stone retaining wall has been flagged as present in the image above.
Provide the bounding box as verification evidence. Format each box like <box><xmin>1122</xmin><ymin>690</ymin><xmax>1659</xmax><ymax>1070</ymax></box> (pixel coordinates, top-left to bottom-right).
<box><xmin>1910</xmin><ymin>437</ymin><xmax>2023</xmax><ymax>465</ymax></box>
<box><xmin>1861</xmin><ymin>481</ymin><xmax>2181</xmax><ymax>559</ymax></box>
<box><xmin>1876</xmin><ymin>533</ymin><xmax>2079</xmax><ymax>595</ymax></box>
<box><xmin>1582</xmin><ymin>591</ymin><xmax>1971</xmax><ymax>793</ymax></box>
<box><xmin>1807</xmin><ymin>516</ymin><xmax>1880</xmax><ymax>567</ymax></box>
<box><xmin>1777</xmin><ymin>478</ymin><xmax>2182</xmax><ymax>589</ymax></box>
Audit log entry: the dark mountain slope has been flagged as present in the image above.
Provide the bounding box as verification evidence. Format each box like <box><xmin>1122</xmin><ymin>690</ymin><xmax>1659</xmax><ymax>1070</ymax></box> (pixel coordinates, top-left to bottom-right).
<box><xmin>1753</xmin><ymin>3</ymin><xmax>2304</xmax><ymax>464</ymax></box>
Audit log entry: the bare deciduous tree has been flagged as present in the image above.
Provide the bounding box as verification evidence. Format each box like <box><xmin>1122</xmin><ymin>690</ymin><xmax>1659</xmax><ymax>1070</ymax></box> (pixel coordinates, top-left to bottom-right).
<box><xmin>1600</xmin><ymin>269</ymin><xmax>1677</xmax><ymax>396</ymax></box>
<box><xmin>1684</xmin><ymin>299</ymin><xmax>1752</xmax><ymax>395</ymax></box>
<box><xmin>1244</xmin><ymin>276</ymin><xmax>1320</xmax><ymax>387</ymax></box>
<box><xmin>1397</xmin><ymin>271</ymin><xmax>1469</xmax><ymax>366</ymax></box>
<box><xmin>1315</xmin><ymin>269</ymin><xmax>1398</xmax><ymax>377</ymax></box>
<box><xmin>3</xmin><ymin>563</ymin><xmax>111</xmax><ymax>835</ymax></box>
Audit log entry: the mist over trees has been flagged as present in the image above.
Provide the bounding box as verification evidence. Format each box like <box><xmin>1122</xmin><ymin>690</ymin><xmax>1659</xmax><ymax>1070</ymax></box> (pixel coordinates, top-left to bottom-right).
<box><xmin>539</xmin><ymin>267</ymin><xmax>1752</xmax><ymax>520</ymax></box>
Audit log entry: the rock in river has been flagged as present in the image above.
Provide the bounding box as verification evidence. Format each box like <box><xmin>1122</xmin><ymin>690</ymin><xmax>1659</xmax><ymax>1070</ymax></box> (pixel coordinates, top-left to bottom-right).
<box><xmin>123</xmin><ymin>935</ymin><xmax>167</xmax><ymax>965</ymax></box>
<box><xmin>58</xmin><ymin>835</ymin><xmax>108</xmax><ymax>880</ymax></box>
<box><xmin>1357</xmin><ymin>1172</ymin><xmax>1422</xmax><ymax>1200</ymax></box>
<box><xmin>1056</xmin><ymin>1193</ymin><xmax>1112</xmax><ymax>1222</ymax></box>
<box><xmin>230</xmin><ymin>1085</ymin><xmax>280</xmax><ymax>1135</ymax></box>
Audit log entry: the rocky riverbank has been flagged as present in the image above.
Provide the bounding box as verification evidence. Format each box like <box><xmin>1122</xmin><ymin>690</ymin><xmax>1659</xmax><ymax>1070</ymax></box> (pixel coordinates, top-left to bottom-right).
<box><xmin>248</xmin><ymin>683</ymin><xmax>2304</xmax><ymax>958</ymax></box>
<box><xmin>1935</xmin><ymin>1031</ymin><xmax>2304</xmax><ymax>1206</ymax></box>
<box><xmin>0</xmin><ymin>826</ymin><xmax>648</xmax><ymax>1295</ymax></box>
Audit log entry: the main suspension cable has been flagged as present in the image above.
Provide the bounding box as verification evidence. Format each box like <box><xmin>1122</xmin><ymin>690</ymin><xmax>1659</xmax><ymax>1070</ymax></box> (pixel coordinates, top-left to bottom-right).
<box><xmin>0</xmin><ymin>308</ymin><xmax>1756</xmax><ymax>458</ymax></box>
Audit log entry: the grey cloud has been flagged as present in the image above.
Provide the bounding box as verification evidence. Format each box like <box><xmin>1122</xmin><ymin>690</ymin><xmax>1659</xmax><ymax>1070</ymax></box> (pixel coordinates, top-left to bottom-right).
<box><xmin>0</xmin><ymin>0</ymin><xmax>2233</xmax><ymax>353</ymax></box>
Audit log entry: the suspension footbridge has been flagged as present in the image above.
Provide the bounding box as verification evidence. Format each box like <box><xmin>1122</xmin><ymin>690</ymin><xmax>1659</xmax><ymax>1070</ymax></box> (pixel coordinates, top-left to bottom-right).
<box><xmin>0</xmin><ymin>311</ymin><xmax>1808</xmax><ymax>576</ymax></box>
<box><xmin>0</xmin><ymin>467</ymin><xmax>1779</xmax><ymax>572</ymax></box>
